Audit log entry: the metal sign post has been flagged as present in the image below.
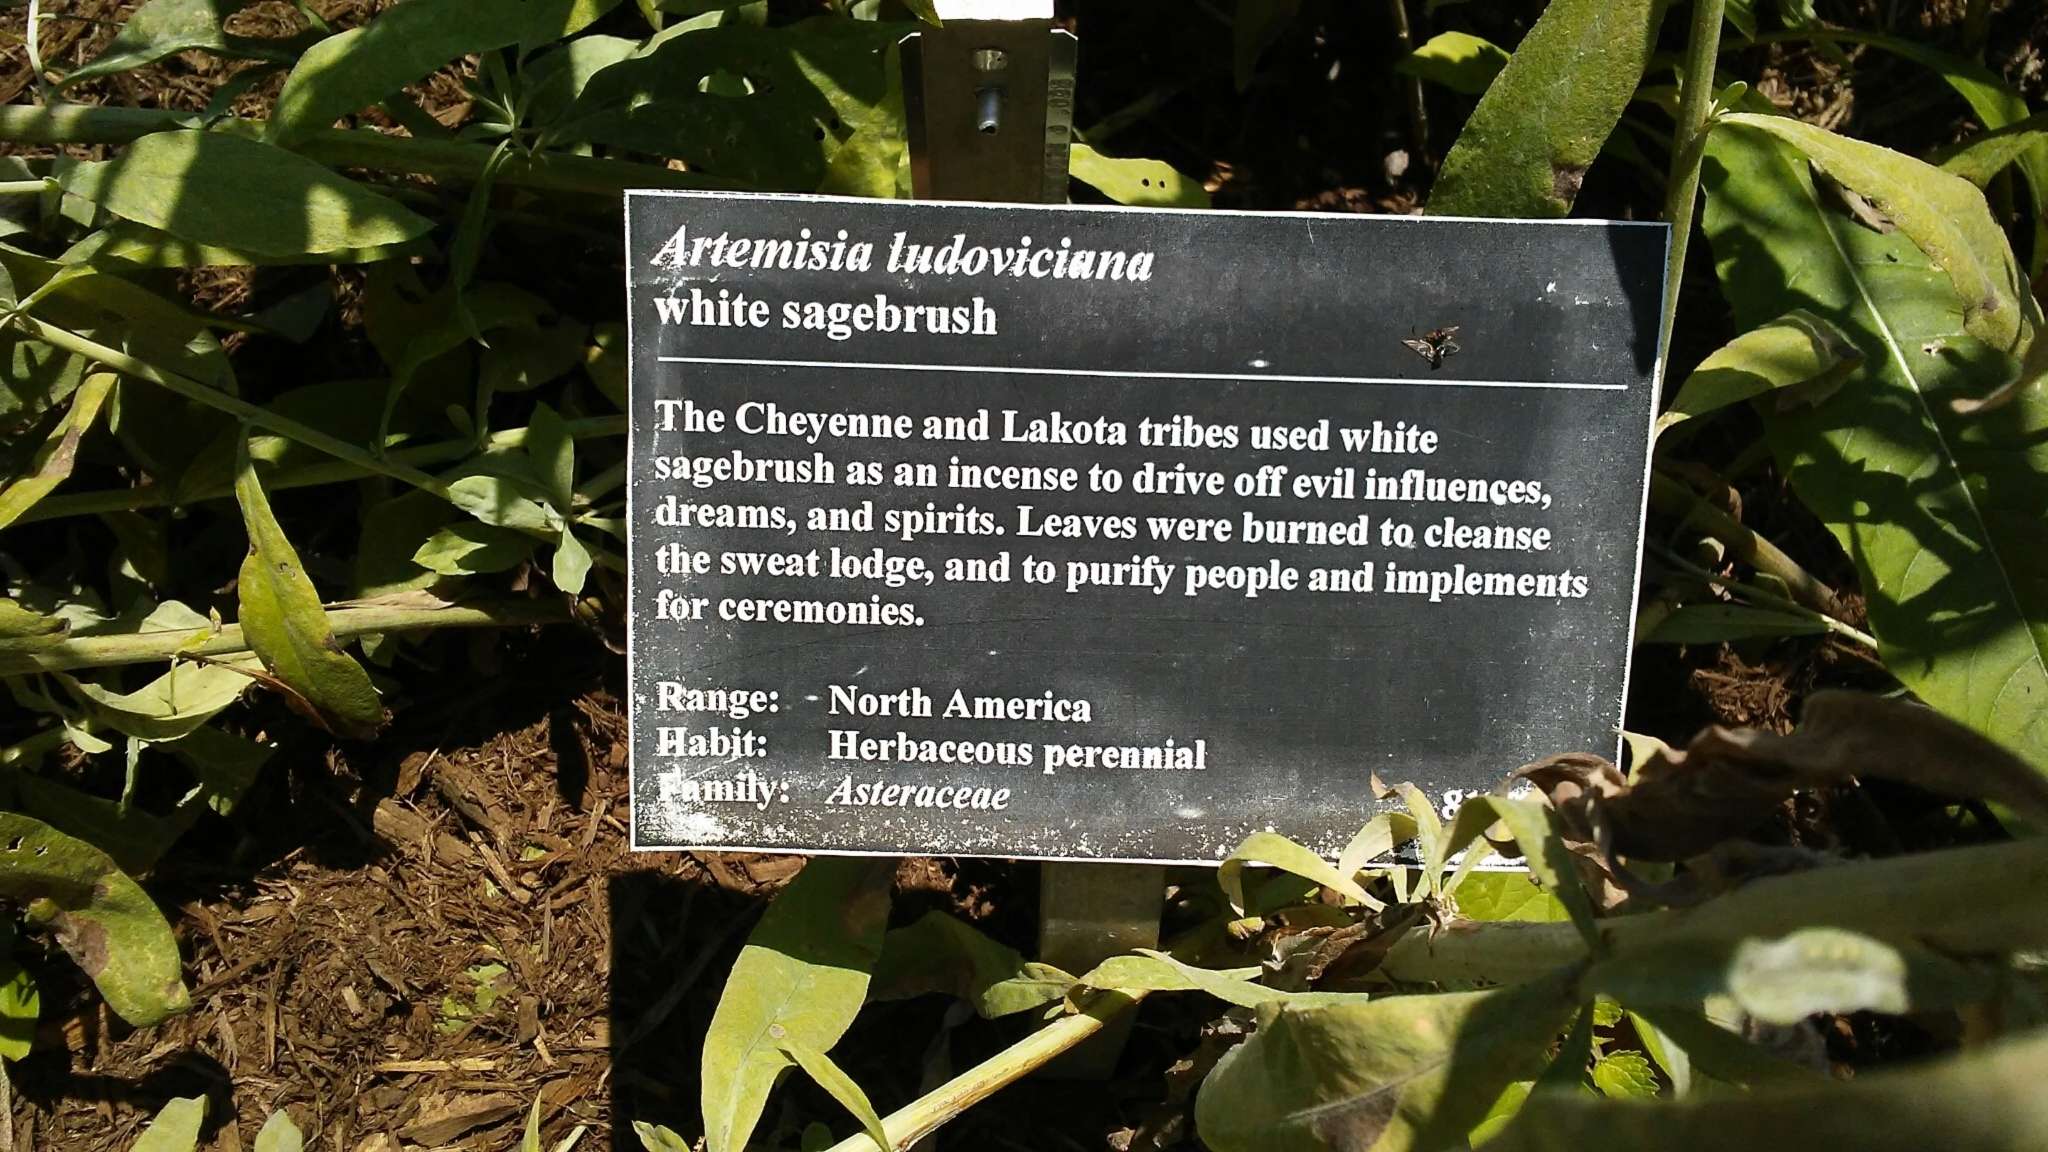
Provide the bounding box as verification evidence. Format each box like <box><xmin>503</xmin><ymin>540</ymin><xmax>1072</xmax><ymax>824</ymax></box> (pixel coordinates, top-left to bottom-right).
<box><xmin>902</xmin><ymin>0</ymin><xmax>1161</xmax><ymax>1077</ymax></box>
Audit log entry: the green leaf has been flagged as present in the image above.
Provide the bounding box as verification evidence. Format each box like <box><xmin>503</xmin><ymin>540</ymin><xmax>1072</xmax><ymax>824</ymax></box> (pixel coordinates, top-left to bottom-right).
<box><xmin>869</xmin><ymin>911</ymin><xmax>1074</xmax><ymax>1018</ymax></box>
<box><xmin>701</xmin><ymin>857</ymin><xmax>893</xmax><ymax>1152</ymax></box>
<box><xmin>1625</xmin><ymin>1005</ymin><xmax>1822</xmax><ymax>1088</ymax></box>
<box><xmin>1395</xmin><ymin>31</ymin><xmax>1509</xmax><ymax>97</ymax></box>
<box><xmin>1220</xmin><ymin>831</ymin><xmax>1376</xmax><ymax>916</ymax></box>
<box><xmin>1390</xmin><ymin>783</ymin><xmax>1446</xmax><ymax>896</ymax></box>
<box><xmin>1639</xmin><ymin>604</ymin><xmax>1829</xmax><ymax>645</ymax></box>
<box><xmin>1939</xmin><ymin>112</ymin><xmax>2048</xmax><ymax>189</ymax></box>
<box><xmin>1655</xmin><ymin>310</ymin><xmax>1861</xmax><ymax>438</ymax></box>
<box><xmin>781</xmin><ymin>1042</ymin><xmax>894</xmax><ymax>1152</ymax></box>
<box><xmin>1442</xmin><ymin>796</ymin><xmax>1598</xmax><ymax>949</ymax></box>
<box><xmin>1233</xmin><ymin>0</ymin><xmax>1300</xmax><ymax>90</ymax></box>
<box><xmin>521</xmin><ymin>1096</ymin><xmax>544</xmax><ymax>1152</ymax></box>
<box><xmin>0</xmin><ymin>951</ymin><xmax>40</xmax><ymax>1061</ymax></box>
<box><xmin>58</xmin><ymin>131</ymin><xmax>432</xmax><ymax>260</ymax></box>
<box><xmin>414</xmin><ymin>521</ymin><xmax>535</xmax><ymax>576</ymax></box>
<box><xmin>254</xmin><ymin>1110</ymin><xmax>304</xmax><ymax>1152</ymax></box>
<box><xmin>446</xmin><ymin>474</ymin><xmax>563</xmax><ymax>535</ymax></box>
<box><xmin>551</xmin><ymin>530</ymin><xmax>593</xmax><ymax>595</ymax></box>
<box><xmin>129</xmin><ymin>1097</ymin><xmax>207</xmax><ymax>1152</ymax></box>
<box><xmin>0</xmin><ymin>371</ymin><xmax>114</xmax><ymax>531</ymax></box>
<box><xmin>0</xmin><ymin>600</ymin><xmax>68</xmax><ymax>648</ymax></box>
<box><xmin>60</xmin><ymin>0</ymin><xmax>286</xmax><ymax>89</ymax></box>
<box><xmin>1070</xmin><ymin>144</ymin><xmax>1209</xmax><ymax>208</ymax></box>
<box><xmin>1702</xmin><ymin>122</ymin><xmax>2048</xmax><ymax>773</ymax></box>
<box><xmin>1719</xmin><ymin>113</ymin><xmax>2034</xmax><ymax>356</ymax></box>
<box><xmin>527</xmin><ymin>401</ymin><xmax>576</xmax><ymax>512</ymax></box>
<box><xmin>557</xmin><ymin>18</ymin><xmax>906</xmax><ymax>190</ymax></box>
<box><xmin>1080</xmin><ymin>950</ymin><xmax>1329</xmax><ymax>1009</ymax></box>
<box><xmin>633</xmin><ymin>1122</ymin><xmax>692</xmax><ymax>1152</ymax></box>
<box><xmin>268</xmin><ymin>0</ymin><xmax>583</xmax><ymax>146</ymax></box>
<box><xmin>64</xmin><ymin>659</ymin><xmax>257</xmax><ymax>742</ymax></box>
<box><xmin>1333</xmin><ymin>809</ymin><xmax>1420</xmax><ymax>884</ymax></box>
<box><xmin>526</xmin><ymin>35</ymin><xmax>641</xmax><ymax>130</ymax></box>
<box><xmin>1591</xmin><ymin>1050</ymin><xmax>1659</xmax><ymax>1098</ymax></box>
<box><xmin>1194</xmin><ymin>973</ymin><xmax>1579</xmax><ymax>1152</ymax></box>
<box><xmin>1481</xmin><ymin>1028</ymin><xmax>2048</xmax><ymax>1151</ymax></box>
<box><xmin>1451</xmin><ymin>871</ymin><xmax>1570</xmax><ymax>922</ymax></box>
<box><xmin>234</xmin><ymin>442</ymin><xmax>385</xmax><ymax>739</ymax></box>
<box><xmin>1428</xmin><ymin>0</ymin><xmax>1662</xmax><ymax>218</ymax></box>
<box><xmin>0</xmin><ymin>812</ymin><xmax>189</xmax><ymax>1026</ymax></box>
<box><xmin>1627</xmin><ymin>1011</ymin><xmax>1691</xmax><ymax>1097</ymax></box>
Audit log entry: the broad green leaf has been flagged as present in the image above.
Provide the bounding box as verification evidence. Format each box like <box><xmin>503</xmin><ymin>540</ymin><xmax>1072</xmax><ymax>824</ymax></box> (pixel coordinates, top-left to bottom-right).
<box><xmin>633</xmin><ymin>1122</ymin><xmax>692</xmax><ymax>1152</ymax></box>
<box><xmin>1195</xmin><ymin>974</ymin><xmax>1579</xmax><ymax>1152</ymax></box>
<box><xmin>1628</xmin><ymin>1011</ymin><xmax>1691</xmax><ymax>1097</ymax></box>
<box><xmin>130</xmin><ymin>1097</ymin><xmax>207</xmax><ymax>1152</ymax></box>
<box><xmin>869</xmin><ymin>911</ymin><xmax>1074</xmax><ymax>1018</ymax></box>
<box><xmin>0</xmin><ymin>951</ymin><xmax>40</xmax><ymax>1061</ymax></box>
<box><xmin>414</xmin><ymin>521</ymin><xmax>535</xmax><ymax>576</ymax></box>
<box><xmin>551</xmin><ymin>530</ymin><xmax>593</xmax><ymax>595</ymax></box>
<box><xmin>1450</xmin><ymin>871</ymin><xmax>1569</xmax><ymax>922</ymax></box>
<box><xmin>1220</xmin><ymin>831</ymin><xmax>1376</xmax><ymax>915</ymax></box>
<box><xmin>1703</xmin><ymin>123</ymin><xmax>2048</xmax><ymax>772</ymax></box>
<box><xmin>527</xmin><ymin>401</ymin><xmax>576</xmax><ymax>512</ymax></box>
<box><xmin>60</xmin><ymin>0</ymin><xmax>284</xmax><ymax>89</ymax></box>
<box><xmin>58</xmin><ymin>131</ymin><xmax>431</xmax><ymax>260</ymax></box>
<box><xmin>586</xmin><ymin>323</ymin><xmax>630</xmax><ymax>410</ymax></box>
<box><xmin>1655</xmin><ymin>310</ymin><xmax>1861</xmax><ymax>438</ymax></box>
<box><xmin>1395</xmin><ymin>31</ymin><xmax>1508</xmax><ymax>97</ymax></box>
<box><xmin>0</xmin><ymin>371</ymin><xmax>114</xmax><ymax>531</ymax></box>
<box><xmin>1639</xmin><ymin>604</ymin><xmax>1829</xmax><ymax>644</ymax></box>
<box><xmin>557</xmin><ymin>19</ymin><xmax>906</xmax><ymax>189</ymax></box>
<box><xmin>163</xmin><ymin>723</ymin><xmax>275</xmax><ymax>817</ymax></box>
<box><xmin>1070</xmin><ymin>144</ymin><xmax>1209</xmax><ymax>208</ymax></box>
<box><xmin>527</xmin><ymin>35</ymin><xmax>641</xmax><ymax>130</ymax></box>
<box><xmin>75</xmin><ymin>220</ymin><xmax>415</xmax><ymax>269</ymax></box>
<box><xmin>64</xmin><ymin>658</ymin><xmax>256</xmax><ymax>742</ymax></box>
<box><xmin>1234</xmin><ymin>0</ymin><xmax>1300</xmax><ymax>91</ymax></box>
<box><xmin>234</xmin><ymin>444</ymin><xmax>385</xmax><ymax>739</ymax></box>
<box><xmin>1481</xmin><ymin>1029</ymin><xmax>2048</xmax><ymax>1151</ymax></box>
<box><xmin>1625</xmin><ymin>1005</ymin><xmax>1822</xmax><ymax>1088</ymax></box>
<box><xmin>816</xmin><ymin>40</ymin><xmax>907</xmax><ymax>199</ymax></box>
<box><xmin>268</xmin><ymin>0</ymin><xmax>589</xmax><ymax>145</ymax></box>
<box><xmin>254</xmin><ymin>1111</ymin><xmax>304</xmax><ymax>1152</ymax></box>
<box><xmin>0</xmin><ymin>812</ymin><xmax>189</xmax><ymax>1026</ymax></box>
<box><xmin>1441</xmin><ymin>796</ymin><xmax>1598</xmax><ymax>949</ymax></box>
<box><xmin>447</xmin><ymin>475</ymin><xmax>563</xmax><ymax>535</ymax></box>
<box><xmin>1591</xmin><ymin>1050</ymin><xmax>1659</xmax><ymax>1098</ymax></box>
<box><xmin>782</xmin><ymin>1042</ymin><xmax>893</xmax><ymax>1152</ymax></box>
<box><xmin>1428</xmin><ymin>0</ymin><xmax>1661</xmax><ymax>218</ymax></box>
<box><xmin>701</xmin><ymin>857</ymin><xmax>893</xmax><ymax>1152</ymax></box>
<box><xmin>1081</xmin><ymin>951</ymin><xmax>1288</xmax><ymax>1009</ymax></box>
<box><xmin>1719</xmin><ymin>113</ymin><xmax>2034</xmax><ymax>356</ymax></box>
<box><xmin>0</xmin><ymin>600</ymin><xmax>66</xmax><ymax>649</ymax></box>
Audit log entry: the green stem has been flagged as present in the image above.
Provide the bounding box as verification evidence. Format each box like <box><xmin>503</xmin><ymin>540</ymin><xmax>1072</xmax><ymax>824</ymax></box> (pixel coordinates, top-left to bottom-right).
<box><xmin>16</xmin><ymin>315</ymin><xmax>455</xmax><ymax>502</ymax></box>
<box><xmin>821</xmin><ymin>990</ymin><xmax>1145</xmax><ymax>1152</ymax></box>
<box><xmin>1648</xmin><ymin>541</ymin><xmax>1879</xmax><ymax>650</ymax></box>
<box><xmin>1658</xmin><ymin>0</ymin><xmax>1726</xmax><ymax>364</ymax></box>
<box><xmin>0</xmin><ymin>597</ymin><xmax>570</xmax><ymax>676</ymax></box>
<box><xmin>16</xmin><ymin>416</ymin><xmax>627</xmax><ymax>524</ymax></box>
<box><xmin>0</xmin><ymin>180</ymin><xmax>50</xmax><ymax>194</ymax></box>
<box><xmin>1649</xmin><ymin>470</ymin><xmax>1844</xmax><ymax>621</ymax></box>
<box><xmin>0</xmin><ymin>104</ymin><xmax>732</xmax><ymax>202</ymax></box>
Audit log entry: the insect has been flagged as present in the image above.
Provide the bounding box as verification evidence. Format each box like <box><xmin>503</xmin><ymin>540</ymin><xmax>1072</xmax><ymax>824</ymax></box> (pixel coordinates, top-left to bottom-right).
<box><xmin>1402</xmin><ymin>325</ymin><xmax>1462</xmax><ymax>370</ymax></box>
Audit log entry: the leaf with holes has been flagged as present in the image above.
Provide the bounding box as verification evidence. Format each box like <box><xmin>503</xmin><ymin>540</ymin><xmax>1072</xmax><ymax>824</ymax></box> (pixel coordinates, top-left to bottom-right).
<box><xmin>1071</xmin><ymin>144</ymin><xmax>1209</xmax><ymax>208</ymax></box>
<box><xmin>0</xmin><ymin>812</ymin><xmax>189</xmax><ymax>1027</ymax></box>
<box><xmin>1703</xmin><ymin>122</ymin><xmax>2048</xmax><ymax>774</ymax></box>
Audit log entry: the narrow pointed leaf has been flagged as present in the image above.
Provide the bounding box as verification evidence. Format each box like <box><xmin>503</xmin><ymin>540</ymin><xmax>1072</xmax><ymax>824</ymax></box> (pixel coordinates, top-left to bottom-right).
<box><xmin>1221</xmin><ymin>831</ymin><xmax>1376</xmax><ymax>915</ymax></box>
<box><xmin>782</xmin><ymin>1042</ymin><xmax>894</xmax><ymax>1152</ymax></box>
<box><xmin>0</xmin><ymin>371</ymin><xmax>114</xmax><ymax>530</ymax></box>
<box><xmin>255</xmin><ymin>1111</ymin><xmax>305</xmax><ymax>1152</ymax></box>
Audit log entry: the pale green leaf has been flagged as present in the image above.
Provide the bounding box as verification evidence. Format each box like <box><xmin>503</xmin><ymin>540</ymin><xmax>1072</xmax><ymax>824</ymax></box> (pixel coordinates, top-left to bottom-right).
<box><xmin>527</xmin><ymin>401</ymin><xmax>575</xmax><ymax>511</ymax></box>
<box><xmin>58</xmin><ymin>131</ymin><xmax>431</xmax><ymax>259</ymax></box>
<box><xmin>521</xmin><ymin>1096</ymin><xmax>544</xmax><ymax>1152</ymax></box>
<box><xmin>1703</xmin><ymin>122</ymin><xmax>2048</xmax><ymax>773</ymax></box>
<box><xmin>1628</xmin><ymin>1011</ymin><xmax>1692</xmax><ymax>1097</ymax></box>
<box><xmin>254</xmin><ymin>1110</ymin><xmax>304</xmax><ymax>1152</ymax></box>
<box><xmin>1220</xmin><ymin>830</ymin><xmax>1376</xmax><ymax>916</ymax></box>
<box><xmin>870</xmin><ymin>911</ymin><xmax>1075</xmax><ymax>1018</ymax></box>
<box><xmin>447</xmin><ymin>475</ymin><xmax>562</xmax><ymax>535</ymax></box>
<box><xmin>633</xmin><ymin>1122</ymin><xmax>692</xmax><ymax>1152</ymax></box>
<box><xmin>1591</xmin><ymin>1050</ymin><xmax>1659</xmax><ymax>1098</ymax></box>
<box><xmin>0</xmin><ymin>371</ymin><xmax>114</xmax><ymax>531</ymax></box>
<box><xmin>64</xmin><ymin>658</ymin><xmax>256</xmax><ymax>742</ymax></box>
<box><xmin>1482</xmin><ymin>1029</ymin><xmax>2048</xmax><ymax>1151</ymax></box>
<box><xmin>234</xmin><ymin>444</ymin><xmax>384</xmax><ymax>739</ymax></box>
<box><xmin>129</xmin><ymin>1097</ymin><xmax>207</xmax><ymax>1152</ymax></box>
<box><xmin>1071</xmin><ymin>144</ymin><xmax>1209</xmax><ymax>208</ymax></box>
<box><xmin>0</xmin><ymin>812</ymin><xmax>189</xmax><ymax>1026</ymax></box>
<box><xmin>1395</xmin><ymin>31</ymin><xmax>1508</xmax><ymax>97</ymax></box>
<box><xmin>1391</xmin><ymin>783</ymin><xmax>1445</xmax><ymax>895</ymax></box>
<box><xmin>414</xmin><ymin>521</ymin><xmax>534</xmax><ymax>576</ymax></box>
<box><xmin>1194</xmin><ymin>974</ymin><xmax>1579</xmax><ymax>1152</ymax></box>
<box><xmin>1655</xmin><ymin>310</ymin><xmax>1861</xmax><ymax>437</ymax></box>
<box><xmin>1639</xmin><ymin>604</ymin><xmax>1829</xmax><ymax>645</ymax></box>
<box><xmin>1078</xmin><ymin>950</ymin><xmax>1341</xmax><ymax>1009</ymax></box>
<box><xmin>0</xmin><ymin>954</ymin><xmax>40</xmax><ymax>1061</ymax></box>
<box><xmin>551</xmin><ymin>530</ymin><xmax>593</xmax><ymax>595</ymax></box>
<box><xmin>701</xmin><ymin>857</ymin><xmax>893</xmax><ymax>1152</ymax></box>
<box><xmin>1333</xmin><ymin>809</ymin><xmax>1419</xmax><ymax>885</ymax></box>
<box><xmin>1442</xmin><ymin>796</ymin><xmax>1598</xmax><ymax>948</ymax></box>
<box><xmin>1428</xmin><ymin>0</ymin><xmax>1662</xmax><ymax>217</ymax></box>
<box><xmin>61</xmin><ymin>0</ymin><xmax>284</xmax><ymax>89</ymax></box>
<box><xmin>1451</xmin><ymin>871</ymin><xmax>1569</xmax><ymax>923</ymax></box>
<box><xmin>1720</xmin><ymin>113</ymin><xmax>2034</xmax><ymax>355</ymax></box>
<box><xmin>782</xmin><ymin>1042</ymin><xmax>893</xmax><ymax>1152</ymax></box>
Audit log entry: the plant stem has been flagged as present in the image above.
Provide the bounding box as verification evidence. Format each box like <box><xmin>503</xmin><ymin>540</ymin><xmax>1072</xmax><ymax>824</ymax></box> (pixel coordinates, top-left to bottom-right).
<box><xmin>16</xmin><ymin>315</ymin><xmax>455</xmax><ymax>502</ymax></box>
<box><xmin>1648</xmin><ymin>470</ymin><xmax>1845</xmax><ymax>621</ymax></box>
<box><xmin>0</xmin><ymin>104</ymin><xmax>732</xmax><ymax>202</ymax></box>
<box><xmin>1387</xmin><ymin>0</ymin><xmax>1431</xmax><ymax>164</ymax></box>
<box><xmin>0</xmin><ymin>180</ymin><xmax>50</xmax><ymax>194</ymax></box>
<box><xmin>821</xmin><ymin>990</ymin><xmax>1145</xmax><ymax>1152</ymax></box>
<box><xmin>0</xmin><ymin>597</ymin><xmax>570</xmax><ymax>676</ymax></box>
<box><xmin>1648</xmin><ymin>541</ymin><xmax>1879</xmax><ymax>649</ymax></box>
<box><xmin>1658</xmin><ymin>0</ymin><xmax>1726</xmax><ymax>365</ymax></box>
<box><xmin>16</xmin><ymin>416</ymin><xmax>627</xmax><ymax>524</ymax></box>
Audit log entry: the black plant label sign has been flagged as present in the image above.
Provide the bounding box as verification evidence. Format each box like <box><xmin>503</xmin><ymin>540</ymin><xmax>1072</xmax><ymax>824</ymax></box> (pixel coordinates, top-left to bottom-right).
<box><xmin>624</xmin><ymin>191</ymin><xmax>1668</xmax><ymax>863</ymax></box>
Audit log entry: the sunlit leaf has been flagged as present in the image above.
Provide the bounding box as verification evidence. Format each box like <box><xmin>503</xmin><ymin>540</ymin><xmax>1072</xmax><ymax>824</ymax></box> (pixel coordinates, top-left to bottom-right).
<box><xmin>1591</xmin><ymin>1050</ymin><xmax>1659</xmax><ymax>1098</ymax></box>
<box><xmin>0</xmin><ymin>371</ymin><xmax>114</xmax><ymax>531</ymax></box>
<box><xmin>1639</xmin><ymin>604</ymin><xmax>1829</xmax><ymax>645</ymax></box>
<box><xmin>1220</xmin><ymin>831</ymin><xmax>1376</xmax><ymax>916</ymax></box>
<box><xmin>1071</xmin><ymin>144</ymin><xmax>1209</xmax><ymax>208</ymax></box>
<box><xmin>0</xmin><ymin>947</ymin><xmax>40</xmax><ymax>1061</ymax></box>
<box><xmin>1655</xmin><ymin>310</ymin><xmax>1861</xmax><ymax>438</ymax></box>
<box><xmin>782</xmin><ymin>1042</ymin><xmax>893</xmax><ymax>1152</ymax></box>
<box><xmin>0</xmin><ymin>812</ymin><xmax>189</xmax><ymax>1027</ymax></box>
<box><xmin>1395</xmin><ymin>31</ymin><xmax>1508</xmax><ymax>97</ymax></box>
<box><xmin>870</xmin><ymin>911</ymin><xmax>1074</xmax><ymax>1018</ymax></box>
<box><xmin>254</xmin><ymin>1110</ymin><xmax>304</xmax><ymax>1152</ymax></box>
<box><xmin>58</xmin><ymin>131</ymin><xmax>432</xmax><ymax>259</ymax></box>
<box><xmin>414</xmin><ymin>521</ymin><xmax>534</xmax><ymax>576</ymax></box>
<box><xmin>129</xmin><ymin>1096</ymin><xmax>207</xmax><ymax>1152</ymax></box>
<box><xmin>60</xmin><ymin>0</ymin><xmax>287</xmax><ymax>89</ymax></box>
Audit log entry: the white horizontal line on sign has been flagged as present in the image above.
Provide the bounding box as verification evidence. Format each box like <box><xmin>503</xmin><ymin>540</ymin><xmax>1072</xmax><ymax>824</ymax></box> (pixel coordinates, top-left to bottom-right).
<box><xmin>657</xmin><ymin>355</ymin><xmax>1629</xmax><ymax>391</ymax></box>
